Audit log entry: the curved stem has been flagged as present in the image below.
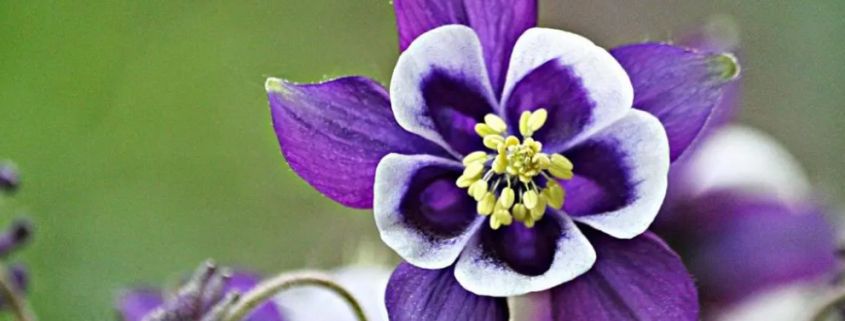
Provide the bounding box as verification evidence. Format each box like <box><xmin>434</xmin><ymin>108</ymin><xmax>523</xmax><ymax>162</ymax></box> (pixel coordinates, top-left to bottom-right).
<box><xmin>0</xmin><ymin>263</ymin><xmax>36</xmax><ymax>321</ymax></box>
<box><xmin>224</xmin><ymin>271</ymin><xmax>367</xmax><ymax>321</ymax></box>
<box><xmin>810</xmin><ymin>287</ymin><xmax>845</xmax><ymax>321</ymax></box>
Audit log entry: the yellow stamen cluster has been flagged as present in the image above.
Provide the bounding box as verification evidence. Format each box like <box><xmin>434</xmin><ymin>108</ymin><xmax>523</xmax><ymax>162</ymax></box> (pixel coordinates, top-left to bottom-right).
<box><xmin>456</xmin><ymin>109</ymin><xmax>574</xmax><ymax>230</ymax></box>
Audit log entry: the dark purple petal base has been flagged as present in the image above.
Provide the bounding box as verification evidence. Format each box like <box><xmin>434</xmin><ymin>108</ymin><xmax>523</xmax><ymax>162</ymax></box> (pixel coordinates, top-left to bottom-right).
<box><xmin>386</xmin><ymin>263</ymin><xmax>509</xmax><ymax>321</ymax></box>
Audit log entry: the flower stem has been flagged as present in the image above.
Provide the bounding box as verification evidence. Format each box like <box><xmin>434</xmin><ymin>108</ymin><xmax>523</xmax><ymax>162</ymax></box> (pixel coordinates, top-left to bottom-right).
<box><xmin>224</xmin><ymin>271</ymin><xmax>367</xmax><ymax>321</ymax></box>
<box><xmin>0</xmin><ymin>263</ymin><xmax>36</xmax><ymax>321</ymax></box>
<box><xmin>810</xmin><ymin>287</ymin><xmax>845</xmax><ymax>321</ymax></box>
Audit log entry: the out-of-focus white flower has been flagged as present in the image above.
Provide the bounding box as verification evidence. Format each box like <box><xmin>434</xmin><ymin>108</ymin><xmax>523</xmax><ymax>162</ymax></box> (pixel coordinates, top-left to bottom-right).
<box><xmin>275</xmin><ymin>265</ymin><xmax>391</xmax><ymax>321</ymax></box>
<box><xmin>715</xmin><ymin>282</ymin><xmax>832</xmax><ymax>321</ymax></box>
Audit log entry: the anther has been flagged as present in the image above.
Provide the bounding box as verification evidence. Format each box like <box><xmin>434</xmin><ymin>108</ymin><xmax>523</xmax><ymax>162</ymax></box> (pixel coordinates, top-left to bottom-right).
<box><xmin>523</xmin><ymin>190</ymin><xmax>538</xmax><ymax>209</ymax></box>
<box><xmin>527</xmin><ymin>109</ymin><xmax>548</xmax><ymax>132</ymax></box>
<box><xmin>483</xmin><ymin>135</ymin><xmax>505</xmax><ymax>149</ymax></box>
<box><xmin>456</xmin><ymin>108</ymin><xmax>574</xmax><ymax>229</ymax></box>
<box><xmin>462</xmin><ymin>151</ymin><xmax>488</xmax><ymax>165</ymax></box>
<box><xmin>484</xmin><ymin>114</ymin><xmax>507</xmax><ymax>133</ymax></box>
<box><xmin>470</xmin><ymin>180</ymin><xmax>488</xmax><ymax>201</ymax></box>
<box><xmin>475</xmin><ymin>123</ymin><xmax>499</xmax><ymax>137</ymax></box>
<box><xmin>478</xmin><ymin>193</ymin><xmax>496</xmax><ymax>215</ymax></box>
<box><xmin>499</xmin><ymin>187</ymin><xmax>515</xmax><ymax>209</ymax></box>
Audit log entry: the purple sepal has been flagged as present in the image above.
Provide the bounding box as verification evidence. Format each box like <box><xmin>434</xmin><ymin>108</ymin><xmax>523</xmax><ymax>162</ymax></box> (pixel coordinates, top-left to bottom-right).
<box><xmin>385</xmin><ymin>263</ymin><xmax>509</xmax><ymax>321</ymax></box>
<box><xmin>394</xmin><ymin>0</ymin><xmax>537</xmax><ymax>96</ymax></box>
<box><xmin>611</xmin><ymin>43</ymin><xmax>739</xmax><ymax>161</ymax></box>
<box><xmin>267</xmin><ymin>76</ymin><xmax>444</xmax><ymax>209</ymax></box>
<box><xmin>528</xmin><ymin>229</ymin><xmax>699</xmax><ymax>321</ymax></box>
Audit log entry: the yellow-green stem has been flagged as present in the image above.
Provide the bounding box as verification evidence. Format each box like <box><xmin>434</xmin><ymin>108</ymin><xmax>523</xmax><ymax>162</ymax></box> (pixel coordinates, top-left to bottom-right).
<box><xmin>224</xmin><ymin>271</ymin><xmax>367</xmax><ymax>321</ymax></box>
<box><xmin>0</xmin><ymin>262</ymin><xmax>36</xmax><ymax>321</ymax></box>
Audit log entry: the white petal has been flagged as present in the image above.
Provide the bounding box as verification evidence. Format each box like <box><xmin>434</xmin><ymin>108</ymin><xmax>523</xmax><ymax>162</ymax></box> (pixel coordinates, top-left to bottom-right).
<box><xmin>715</xmin><ymin>282</ymin><xmax>829</xmax><ymax>321</ymax></box>
<box><xmin>374</xmin><ymin>153</ymin><xmax>484</xmax><ymax>269</ymax></box>
<box><xmin>569</xmin><ymin>109</ymin><xmax>670</xmax><ymax>239</ymax></box>
<box><xmin>390</xmin><ymin>25</ymin><xmax>498</xmax><ymax>157</ymax></box>
<box><xmin>501</xmin><ymin>27</ymin><xmax>633</xmax><ymax>150</ymax></box>
<box><xmin>454</xmin><ymin>214</ymin><xmax>596</xmax><ymax>296</ymax></box>
<box><xmin>679</xmin><ymin>124</ymin><xmax>811</xmax><ymax>204</ymax></box>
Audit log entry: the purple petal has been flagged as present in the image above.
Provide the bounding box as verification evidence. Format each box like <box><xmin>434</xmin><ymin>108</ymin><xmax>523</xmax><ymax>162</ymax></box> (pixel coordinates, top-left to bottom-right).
<box><xmin>391</xmin><ymin>25</ymin><xmax>497</xmax><ymax>156</ymax></box>
<box><xmin>374</xmin><ymin>154</ymin><xmax>483</xmax><ymax>269</ymax></box>
<box><xmin>385</xmin><ymin>263</ymin><xmax>509</xmax><ymax>321</ymax></box>
<box><xmin>394</xmin><ymin>0</ymin><xmax>537</xmax><ymax>96</ymax></box>
<box><xmin>563</xmin><ymin>110</ymin><xmax>669</xmax><ymax>239</ymax></box>
<box><xmin>224</xmin><ymin>272</ymin><xmax>285</xmax><ymax>321</ymax></box>
<box><xmin>674</xmin><ymin>191</ymin><xmax>839</xmax><ymax>306</ymax></box>
<box><xmin>480</xmin><ymin>215</ymin><xmax>562</xmax><ymax>276</ymax></box>
<box><xmin>528</xmin><ymin>230</ymin><xmax>698</xmax><ymax>321</ymax></box>
<box><xmin>501</xmin><ymin>28</ymin><xmax>633</xmax><ymax>152</ymax></box>
<box><xmin>455</xmin><ymin>214</ymin><xmax>595</xmax><ymax>296</ymax></box>
<box><xmin>267</xmin><ymin>76</ymin><xmax>444</xmax><ymax>209</ymax></box>
<box><xmin>116</xmin><ymin>289</ymin><xmax>164</xmax><ymax>321</ymax></box>
<box><xmin>610</xmin><ymin>43</ymin><xmax>740</xmax><ymax>161</ymax></box>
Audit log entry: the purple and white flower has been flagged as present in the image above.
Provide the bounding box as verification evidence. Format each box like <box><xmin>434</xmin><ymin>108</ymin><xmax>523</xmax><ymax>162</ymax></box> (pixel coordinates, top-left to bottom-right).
<box><xmin>267</xmin><ymin>0</ymin><xmax>738</xmax><ymax>319</ymax></box>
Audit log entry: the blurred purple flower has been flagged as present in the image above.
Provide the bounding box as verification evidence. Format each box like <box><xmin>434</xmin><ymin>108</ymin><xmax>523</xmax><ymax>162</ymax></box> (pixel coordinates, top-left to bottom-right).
<box><xmin>0</xmin><ymin>162</ymin><xmax>19</xmax><ymax>194</ymax></box>
<box><xmin>266</xmin><ymin>1</ymin><xmax>737</xmax><ymax>320</ymax></box>
<box><xmin>117</xmin><ymin>262</ymin><xmax>284</xmax><ymax>321</ymax></box>
<box><xmin>655</xmin><ymin>125</ymin><xmax>840</xmax><ymax>312</ymax></box>
<box><xmin>650</xmin><ymin>18</ymin><xmax>840</xmax><ymax>318</ymax></box>
<box><xmin>0</xmin><ymin>219</ymin><xmax>32</xmax><ymax>259</ymax></box>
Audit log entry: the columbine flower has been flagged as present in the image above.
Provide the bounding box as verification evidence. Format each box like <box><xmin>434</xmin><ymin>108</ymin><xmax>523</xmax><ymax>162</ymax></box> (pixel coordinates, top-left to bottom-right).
<box><xmin>117</xmin><ymin>261</ymin><xmax>284</xmax><ymax>321</ymax></box>
<box><xmin>650</xmin><ymin>20</ymin><xmax>840</xmax><ymax>318</ymax></box>
<box><xmin>267</xmin><ymin>0</ymin><xmax>737</xmax><ymax>319</ymax></box>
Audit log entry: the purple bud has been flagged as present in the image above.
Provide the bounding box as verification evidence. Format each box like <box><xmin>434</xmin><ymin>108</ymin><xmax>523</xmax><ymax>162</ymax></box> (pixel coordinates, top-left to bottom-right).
<box><xmin>0</xmin><ymin>264</ymin><xmax>28</xmax><ymax>310</ymax></box>
<box><xmin>0</xmin><ymin>219</ymin><xmax>33</xmax><ymax>258</ymax></box>
<box><xmin>0</xmin><ymin>164</ymin><xmax>18</xmax><ymax>194</ymax></box>
<box><xmin>9</xmin><ymin>263</ymin><xmax>28</xmax><ymax>294</ymax></box>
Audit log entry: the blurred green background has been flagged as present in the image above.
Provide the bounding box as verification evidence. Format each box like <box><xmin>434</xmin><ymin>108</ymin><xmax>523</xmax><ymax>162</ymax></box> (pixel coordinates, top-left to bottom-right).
<box><xmin>0</xmin><ymin>0</ymin><xmax>843</xmax><ymax>319</ymax></box>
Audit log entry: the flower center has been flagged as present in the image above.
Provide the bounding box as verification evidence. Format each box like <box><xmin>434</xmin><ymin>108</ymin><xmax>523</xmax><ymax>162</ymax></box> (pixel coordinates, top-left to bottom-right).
<box><xmin>456</xmin><ymin>109</ymin><xmax>574</xmax><ymax>230</ymax></box>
